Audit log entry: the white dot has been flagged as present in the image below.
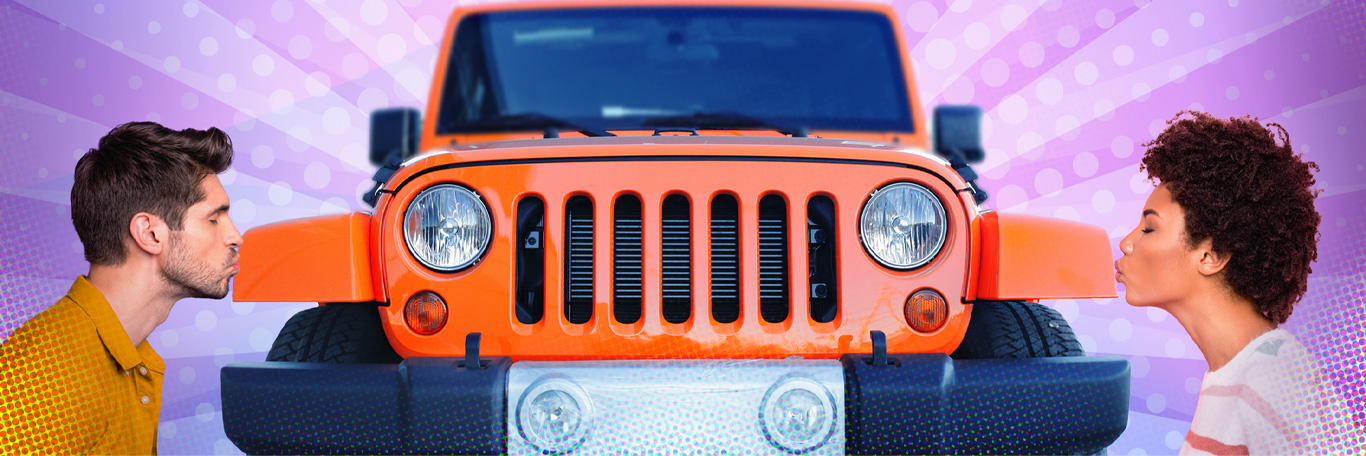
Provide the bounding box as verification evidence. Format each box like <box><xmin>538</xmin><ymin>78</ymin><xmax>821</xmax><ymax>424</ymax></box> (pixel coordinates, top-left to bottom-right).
<box><xmin>219</xmin><ymin>168</ymin><xmax>236</xmax><ymax>186</ymax></box>
<box><xmin>236</xmin><ymin>110</ymin><xmax>260</xmax><ymax>133</ymax></box>
<box><xmin>179</xmin><ymin>366</ymin><xmax>196</xmax><ymax>385</ymax></box>
<box><xmin>1052</xmin><ymin>299</ymin><xmax>1078</xmax><ymax>321</ymax></box>
<box><xmin>94</xmin><ymin>4</ymin><xmax>105</xmax><ymax>14</ymax></box>
<box><xmin>211</xmin><ymin>74</ymin><xmax>235</xmax><ymax>94</ymax></box>
<box><xmin>213</xmin><ymin>347</ymin><xmax>235</xmax><ymax>367</ymax></box>
<box><xmin>1094</xmin><ymin>99</ymin><xmax>1116</xmax><ymax>120</ymax></box>
<box><xmin>110</xmin><ymin>40</ymin><xmax>122</xmax><ymax>51</ymax></box>
<box><xmin>1282</xmin><ymin>106</ymin><xmax>1294</xmax><ymax>118</ymax></box>
<box><xmin>305</xmin><ymin>72</ymin><xmax>331</xmax><ymax>97</ymax></box>
<box><xmin>906</xmin><ymin>2</ymin><xmax>939</xmax><ymax>33</ymax></box>
<box><xmin>163</xmin><ymin>56</ymin><xmax>180</xmax><ymax>73</ymax></box>
<box><xmin>271</xmin><ymin>0</ymin><xmax>293</xmax><ymax>21</ymax></box>
<box><xmin>321</xmin><ymin>197</ymin><xmax>351</xmax><ymax>215</ymax></box>
<box><xmin>1092</xmin><ymin>190</ymin><xmax>1115</xmax><ymax>213</ymax></box>
<box><xmin>1078</xmin><ymin>334</ymin><xmax>1097</xmax><ymax>354</ymax></box>
<box><xmin>1112</xmin><ymin>136</ymin><xmax>1134</xmax><ymax>158</ymax></box>
<box><xmin>1337</xmin><ymin>218</ymin><xmax>1347</xmax><ymax>227</ymax></box>
<box><xmin>1109</xmin><ymin>318</ymin><xmax>1133</xmax><ymax>341</ymax></box>
<box><xmin>1229</xmin><ymin>0</ymin><xmax>1240</xmax><ymax>6</ymax></box>
<box><xmin>1147</xmin><ymin>393</ymin><xmax>1167</xmax><ymax>413</ymax></box>
<box><xmin>1302</xmin><ymin>53</ymin><xmax>1311</xmax><ymax>62</ymax></box>
<box><xmin>1151</xmin><ymin>29</ymin><xmax>1169</xmax><ymax>46</ymax></box>
<box><xmin>1129</xmin><ymin>448</ymin><xmax>1149</xmax><ymax>456</ymax></box>
<box><xmin>1034</xmin><ymin>168</ymin><xmax>1063</xmax><ymax>197</ymax></box>
<box><xmin>184</xmin><ymin>2</ymin><xmax>199</xmax><ymax>17</ymax></box>
<box><xmin>941</xmin><ymin>75</ymin><xmax>975</xmax><ymax>104</ymax></box>
<box><xmin>321</xmin><ymin>107</ymin><xmax>351</xmax><ymax>136</ymax></box>
<box><xmin>360</xmin><ymin>0</ymin><xmax>390</xmax><ymax>25</ymax></box>
<box><xmin>127</xmin><ymin>76</ymin><xmax>142</xmax><ymax>89</ymax></box>
<box><xmin>253</xmin><ymin>54</ymin><xmax>275</xmax><ymax>77</ymax></box>
<box><xmin>159</xmin><ymin>421</ymin><xmax>177</xmax><ymax>439</ymax></box>
<box><xmin>159</xmin><ymin>329</ymin><xmax>179</xmax><ymax>348</ymax></box>
<box><xmin>1000</xmin><ymin>4</ymin><xmax>1027</xmax><ymax>30</ymax></box>
<box><xmin>199</xmin><ymin>37</ymin><xmax>218</xmax><ymax>56</ymax></box>
<box><xmin>997</xmin><ymin>94</ymin><xmax>1028</xmax><ymax>125</ymax></box>
<box><xmin>251</xmin><ymin>145</ymin><xmax>274</xmax><ymax>168</ymax></box>
<box><xmin>1264</xmin><ymin>70</ymin><xmax>1276</xmax><ymax>80</ymax></box>
<box><xmin>1132</xmin><ymin>82</ymin><xmax>1152</xmax><ymax>101</ymax></box>
<box><xmin>146</xmin><ymin>112</ymin><xmax>159</xmax><ymax>121</ymax></box>
<box><xmin>1165</xmin><ymin>338</ymin><xmax>1187</xmax><ymax>357</ymax></box>
<box><xmin>269</xmin><ymin>181</ymin><xmax>294</xmax><ymax>206</ymax></box>
<box><xmin>148</xmin><ymin>21</ymin><xmax>161</xmax><ymax>34</ymax></box>
<box><xmin>74</xmin><ymin>57</ymin><xmax>87</xmax><ymax>69</ymax></box>
<box><xmin>249</xmin><ymin>328</ymin><xmax>274</xmax><ymax>352</ymax></box>
<box><xmin>1339</xmin><ymin>126</ymin><xmax>1348</xmax><ymax>135</ymax></box>
<box><xmin>231</xmin><ymin>199</ymin><xmax>256</xmax><ymax>224</ymax></box>
<box><xmin>1206</xmin><ymin>49</ymin><xmax>1223</xmax><ymax>63</ymax></box>
<box><xmin>1054</xmin><ymin>206</ymin><xmax>1080</xmax><ymax>222</ymax></box>
<box><xmin>964</xmin><ymin>22</ymin><xmax>991</xmax><ymax>50</ymax></box>
<box><xmin>1225</xmin><ymin>86</ymin><xmax>1240</xmax><ymax>100</ymax></box>
<box><xmin>1017</xmin><ymin>131</ymin><xmax>1044</xmax><ymax>159</ymax></box>
<box><xmin>235</xmin><ymin>18</ymin><xmax>256</xmax><ymax>39</ymax></box>
<box><xmin>1149</xmin><ymin>118</ymin><xmax>1168</xmax><ymax>138</ymax></box>
<box><xmin>341</xmin><ymin>143</ymin><xmax>367</xmax><ymax>168</ymax></box>
<box><xmin>996</xmin><ymin>185</ymin><xmax>1028</xmax><ymax>211</ymax></box>
<box><xmin>1073</xmin><ymin>152</ymin><xmax>1098</xmax><ymax>178</ymax></box>
<box><xmin>1020</xmin><ymin>41</ymin><xmax>1045</xmax><ymax>68</ymax></box>
<box><xmin>1057</xmin><ymin>26</ymin><xmax>1080</xmax><ymax>48</ymax></box>
<box><xmin>981</xmin><ymin>58</ymin><xmax>1009</xmax><ymax>87</ymax></box>
<box><xmin>91</xmin><ymin>95</ymin><xmax>104</xmax><ymax>107</ymax></box>
<box><xmin>287</xmin><ymin>126</ymin><xmax>313</xmax><ymax>152</ymax></box>
<box><xmin>1131</xmin><ymin>355</ymin><xmax>1150</xmax><ymax>378</ymax></box>
<box><xmin>1056</xmin><ymin>115</ymin><xmax>1081</xmax><ymax>141</ymax></box>
<box><xmin>289</xmin><ymin>35</ymin><xmax>312</xmax><ymax>60</ymax></box>
<box><xmin>181</xmin><ymin>92</ymin><xmax>199</xmax><ymax>110</ymax></box>
<box><xmin>926</xmin><ymin>38</ymin><xmax>956</xmax><ymax>70</ymax></box>
<box><xmin>1185</xmin><ymin>376</ymin><xmax>1202</xmax><ymax>394</ymax></box>
<box><xmin>1096</xmin><ymin>9</ymin><xmax>1116</xmax><ymax>28</ymax></box>
<box><xmin>1166</xmin><ymin>431</ymin><xmax>1184</xmax><ymax>449</ymax></box>
<box><xmin>343</xmin><ymin>52</ymin><xmax>369</xmax><ymax>79</ymax></box>
<box><xmin>414</xmin><ymin>15</ymin><xmax>441</xmax><ymax>46</ymax></box>
<box><xmin>1168</xmin><ymin>65</ymin><xmax>1188</xmax><ymax>83</ymax></box>
<box><xmin>394</xmin><ymin>68</ymin><xmax>427</xmax><ymax>102</ymax></box>
<box><xmin>195</xmin><ymin>309</ymin><xmax>217</xmax><ymax>331</ymax></box>
<box><xmin>231</xmin><ymin>300</ymin><xmax>254</xmax><ymax>315</ymax></box>
<box><xmin>1146</xmin><ymin>307</ymin><xmax>1168</xmax><ymax>322</ymax></box>
<box><xmin>214</xmin><ymin>439</ymin><xmax>236</xmax><ymax>455</ymax></box>
<box><xmin>949</xmin><ymin>0</ymin><xmax>972</xmax><ymax>13</ymax></box>
<box><xmin>1190</xmin><ymin>12</ymin><xmax>1205</xmax><ymax>27</ymax></box>
<box><xmin>1035</xmin><ymin>78</ymin><xmax>1063</xmax><ymax>105</ymax></box>
<box><xmin>1113</xmin><ymin>45</ymin><xmax>1134</xmax><ymax>66</ymax></box>
<box><xmin>376</xmin><ymin>33</ymin><xmax>409</xmax><ymax>64</ymax></box>
<box><xmin>269</xmin><ymin>89</ymin><xmax>294</xmax><ymax>113</ymax></box>
<box><xmin>196</xmin><ymin>402</ymin><xmax>216</xmax><ymax>422</ymax></box>
<box><xmin>1075</xmin><ymin>62</ymin><xmax>1099</xmax><ymax>85</ymax></box>
<box><xmin>1245</xmin><ymin>32</ymin><xmax>1259</xmax><ymax>44</ymax></box>
<box><xmin>304</xmin><ymin>162</ymin><xmax>331</xmax><ymax>189</ymax></box>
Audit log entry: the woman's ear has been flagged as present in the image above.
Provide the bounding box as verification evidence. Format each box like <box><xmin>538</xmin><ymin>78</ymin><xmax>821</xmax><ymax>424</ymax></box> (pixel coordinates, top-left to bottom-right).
<box><xmin>1195</xmin><ymin>239</ymin><xmax>1231</xmax><ymax>277</ymax></box>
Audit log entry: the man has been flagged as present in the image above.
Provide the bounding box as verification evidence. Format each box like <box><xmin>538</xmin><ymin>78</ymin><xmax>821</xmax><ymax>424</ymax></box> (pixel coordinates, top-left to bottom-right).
<box><xmin>0</xmin><ymin>122</ymin><xmax>241</xmax><ymax>454</ymax></box>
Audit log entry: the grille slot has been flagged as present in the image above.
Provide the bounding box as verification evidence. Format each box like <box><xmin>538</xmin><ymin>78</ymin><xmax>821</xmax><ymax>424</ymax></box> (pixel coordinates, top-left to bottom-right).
<box><xmin>710</xmin><ymin>195</ymin><xmax>740</xmax><ymax>324</ymax></box>
<box><xmin>807</xmin><ymin>195</ymin><xmax>838</xmax><ymax>323</ymax></box>
<box><xmin>613</xmin><ymin>195</ymin><xmax>643</xmax><ymax>324</ymax></box>
<box><xmin>515</xmin><ymin>197</ymin><xmax>545</xmax><ymax>324</ymax></box>
<box><xmin>661</xmin><ymin>194</ymin><xmax>692</xmax><ymax>324</ymax></box>
<box><xmin>564</xmin><ymin>196</ymin><xmax>594</xmax><ymax>324</ymax></box>
<box><xmin>757</xmin><ymin>195</ymin><xmax>789</xmax><ymax>323</ymax></box>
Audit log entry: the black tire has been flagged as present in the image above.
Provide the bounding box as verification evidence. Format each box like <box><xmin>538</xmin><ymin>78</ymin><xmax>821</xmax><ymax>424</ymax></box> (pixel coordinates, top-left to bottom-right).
<box><xmin>951</xmin><ymin>300</ymin><xmax>1084</xmax><ymax>359</ymax></box>
<box><xmin>266</xmin><ymin>304</ymin><xmax>402</xmax><ymax>363</ymax></box>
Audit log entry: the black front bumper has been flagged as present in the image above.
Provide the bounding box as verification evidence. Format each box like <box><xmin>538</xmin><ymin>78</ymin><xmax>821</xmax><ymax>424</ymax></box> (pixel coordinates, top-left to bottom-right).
<box><xmin>221</xmin><ymin>354</ymin><xmax>1128</xmax><ymax>455</ymax></box>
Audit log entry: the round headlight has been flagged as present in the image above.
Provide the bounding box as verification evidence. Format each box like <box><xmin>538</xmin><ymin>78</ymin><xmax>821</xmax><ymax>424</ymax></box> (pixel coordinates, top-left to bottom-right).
<box><xmin>759</xmin><ymin>375</ymin><xmax>837</xmax><ymax>453</ymax></box>
<box><xmin>403</xmin><ymin>184</ymin><xmax>492</xmax><ymax>272</ymax></box>
<box><xmin>859</xmin><ymin>182</ymin><xmax>947</xmax><ymax>269</ymax></box>
<box><xmin>517</xmin><ymin>377</ymin><xmax>593</xmax><ymax>454</ymax></box>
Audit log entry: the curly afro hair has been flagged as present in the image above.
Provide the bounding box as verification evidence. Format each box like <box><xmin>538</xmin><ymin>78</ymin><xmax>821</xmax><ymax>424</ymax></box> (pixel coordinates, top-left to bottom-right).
<box><xmin>1141</xmin><ymin>110</ymin><xmax>1320</xmax><ymax>325</ymax></box>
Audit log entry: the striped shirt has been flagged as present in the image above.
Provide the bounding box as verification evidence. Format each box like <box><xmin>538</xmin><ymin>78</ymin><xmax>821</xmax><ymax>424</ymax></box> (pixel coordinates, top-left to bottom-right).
<box><xmin>1181</xmin><ymin>329</ymin><xmax>1356</xmax><ymax>455</ymax></box>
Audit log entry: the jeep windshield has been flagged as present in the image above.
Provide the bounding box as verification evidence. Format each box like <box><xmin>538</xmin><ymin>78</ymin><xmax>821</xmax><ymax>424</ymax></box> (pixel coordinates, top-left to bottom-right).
<box><xmin>436</xmin><ymin>7</ymin><xmax>914</xmax><ymax>135</ymax></box>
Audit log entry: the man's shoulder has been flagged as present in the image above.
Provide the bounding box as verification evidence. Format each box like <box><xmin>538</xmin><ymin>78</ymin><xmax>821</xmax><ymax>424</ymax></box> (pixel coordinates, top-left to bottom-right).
<box><xmin>1</xmin><ymin>297</ymin><xmax>101</xmax><ymax>354</ymax></box>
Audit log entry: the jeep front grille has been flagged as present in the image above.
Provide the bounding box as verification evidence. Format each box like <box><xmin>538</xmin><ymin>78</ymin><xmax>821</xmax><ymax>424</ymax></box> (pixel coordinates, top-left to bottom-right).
<box><xmin>757</xmin><ymin>195</ymin><xmax>790</xmax><ymax>324</ymax></box>
<box><xmin>564</xmin><ymin>196</ymin><xmax>594</xmax><ymax>324</ymax></box>
<box><xmin>709</xmin><ymin>195</ymin><xmax>741</xmax><ymax>324</ymax></box>
<box><xmin>660</xmin><ymin>194</ymin><xmax>692</xmax><ymax>324</ymax></box>
<box><xmin>612</xmin><ymin>195</ymin><xmax>643</xmax><ymax>325</ymax></box>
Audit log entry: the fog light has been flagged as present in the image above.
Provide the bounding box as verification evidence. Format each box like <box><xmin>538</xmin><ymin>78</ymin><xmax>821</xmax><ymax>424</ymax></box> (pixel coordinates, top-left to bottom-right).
<box><xmin>760</xmin><ymin>375</ymin><xmax>837</xmax><ymax>453</ymax></box>
<box><xmin>404</xmin><ymin>291</ymin><xmax>447</xmax><ymax>335</ymax></box>
<box><xmin>905</xmin><ymin>288</ymin><xmax>948</xmax><ymax>333</ymax></box>
<box><xmin>517</xmin><ymin>377</ymin><xmax>593</xmax><ymax>454</ymax></box>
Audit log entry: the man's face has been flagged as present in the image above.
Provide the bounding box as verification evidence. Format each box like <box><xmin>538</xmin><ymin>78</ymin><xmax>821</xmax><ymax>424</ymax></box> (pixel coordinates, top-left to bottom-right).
<box><xmin>1116</xmin><ymin>183</ymin><xmax>1203</xmax><ymax>308</ymax></box>
<box><xmin>160</xmin><ymin>174</ymin><xmax>242</xmax><ymax>300</ymax></box>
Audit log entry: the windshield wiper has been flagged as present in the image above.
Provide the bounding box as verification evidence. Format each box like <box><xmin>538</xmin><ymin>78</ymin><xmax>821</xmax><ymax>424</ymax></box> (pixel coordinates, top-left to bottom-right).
<box><xmin>641</xmin><ymin>111</ymin><xmax>809</xmax><ymax>137</ymax></box>
<box><xmin>460</xmin><ymin>113</ymin><xmax>616</xmax><ymax>137</ymax></box>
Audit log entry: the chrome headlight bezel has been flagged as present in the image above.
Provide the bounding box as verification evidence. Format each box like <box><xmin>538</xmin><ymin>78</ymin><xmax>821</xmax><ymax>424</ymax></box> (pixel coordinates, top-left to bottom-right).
<box><xmin>858</xmin><ymin>182</ymin><xmax>948</xmax><ymax>270</ymax></box>
<box><xmin>402</xmin><ymin>183</ymin><xmax>493</xmax><ymax>273</ymax></box>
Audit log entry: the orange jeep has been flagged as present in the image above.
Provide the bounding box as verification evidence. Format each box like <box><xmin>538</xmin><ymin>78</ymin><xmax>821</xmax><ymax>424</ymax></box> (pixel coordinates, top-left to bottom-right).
<box><xmin>222</xmin><ymin>1</ymin><xmax>1130</xmax><ymax>454</ymax></box>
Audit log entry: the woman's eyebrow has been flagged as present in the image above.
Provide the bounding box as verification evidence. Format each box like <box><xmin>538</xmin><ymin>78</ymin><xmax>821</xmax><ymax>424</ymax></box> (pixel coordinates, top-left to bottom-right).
<box><xmin>1143</xmin><ymin>209</ymin><xmax>1160</xmax><ymax>219</ymax></box>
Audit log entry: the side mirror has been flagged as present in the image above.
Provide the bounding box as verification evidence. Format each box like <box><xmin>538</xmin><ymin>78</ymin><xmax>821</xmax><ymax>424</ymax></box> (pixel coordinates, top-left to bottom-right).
<box><xmin>932</xmin><ymin>105</ymin><xmax>984</xmax><ymax>164</ymax></box>
<box><xmin>369</xmin><ymin>107</ymin><xmax>422</xmax><ymax>167</ymax></box>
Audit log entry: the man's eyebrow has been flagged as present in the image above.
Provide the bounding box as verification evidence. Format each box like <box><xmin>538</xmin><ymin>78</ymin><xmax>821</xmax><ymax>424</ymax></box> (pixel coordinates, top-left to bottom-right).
<box><xmin>1143</xmin><ymin>209</ymin><xmax>1159</xmax><ymax>218</ymax></box>
<box><xmin>210</xmin><ymin>204</ymin><xmax>230</xmax><ymax>215</ymax></box>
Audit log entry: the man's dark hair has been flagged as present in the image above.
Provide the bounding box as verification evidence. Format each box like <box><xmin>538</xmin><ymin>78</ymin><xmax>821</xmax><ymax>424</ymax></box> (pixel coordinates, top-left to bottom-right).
<box><xmin>72</xmin><ymin>122</ymin><xmax>234</xmax><ymax>266</ymax></box>
<box><xmin>1141</xmin><ymin>110</ymin><xmax>1320</xmax><ymax>325</ymax></box>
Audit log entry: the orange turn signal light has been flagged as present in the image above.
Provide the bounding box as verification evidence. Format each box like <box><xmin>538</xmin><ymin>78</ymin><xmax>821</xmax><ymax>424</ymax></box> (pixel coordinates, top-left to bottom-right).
<box><xmin>405</xmin><ymin>291</ymin><xmax>448</xmax><ymax>335</ymax></box>
<box><xmin>904</xmin><ymin>289</ymin><xmax>948</xmax><ymax>333</ymax></box>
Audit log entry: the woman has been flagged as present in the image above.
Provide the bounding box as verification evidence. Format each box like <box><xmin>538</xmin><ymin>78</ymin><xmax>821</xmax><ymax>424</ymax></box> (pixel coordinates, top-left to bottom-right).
<box><xmin>1116</xmin><ymin>111</ymin><xmax>1346</xmax><ymax>454</ymax></box>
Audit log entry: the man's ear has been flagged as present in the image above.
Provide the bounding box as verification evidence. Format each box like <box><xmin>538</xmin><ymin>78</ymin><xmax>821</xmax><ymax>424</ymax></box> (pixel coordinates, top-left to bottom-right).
<box><xmin>1195</xmin><ymin>239</ymin><xmax>1231</xmax><ymax>277</ymax></box>
<box><xmin>129</xmin><ymin>212</ymin><xmax>169</xmax><ymax>256</ymax></box>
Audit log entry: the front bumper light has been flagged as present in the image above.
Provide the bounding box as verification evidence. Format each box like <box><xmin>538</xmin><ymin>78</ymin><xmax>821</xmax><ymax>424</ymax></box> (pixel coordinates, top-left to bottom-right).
<box><xmin>859</xmin><ymin>182</ymin><xmax>947</xmax><ymax>269</ymax></box>
<box><xmin>516</xmin><ymin>377</ymin><xmax>594</xmax><ymax>454</ymax></box>
<box><xmin>403</xmin><ymin>184</ymin><xmax>492</xmax><ymax>272</ymax></box>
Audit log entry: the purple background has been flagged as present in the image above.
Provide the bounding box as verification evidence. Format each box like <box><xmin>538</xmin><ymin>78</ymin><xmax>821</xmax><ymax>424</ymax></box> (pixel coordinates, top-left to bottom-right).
<box><xmin>1</xmin><ymin>0</ymin><xmax>1362</xmax><ymax>454</ymax></box>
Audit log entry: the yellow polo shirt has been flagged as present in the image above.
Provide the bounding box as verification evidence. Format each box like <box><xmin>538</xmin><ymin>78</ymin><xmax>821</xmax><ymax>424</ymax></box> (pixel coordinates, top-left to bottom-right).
<box><xmin>0</xmin><ymin>276</ymin><xmax>164</xmax><ymax>454</ymax></box>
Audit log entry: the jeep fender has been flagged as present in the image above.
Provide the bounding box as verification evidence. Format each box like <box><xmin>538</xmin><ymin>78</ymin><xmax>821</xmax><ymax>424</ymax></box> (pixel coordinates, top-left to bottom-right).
<box><xmin>975</xmin><ymin>212</ymin><xmax>1117</xmax><ymax>300</ymax></box>
<box><xmin>233</xmin><ymin>213</ymin><xmax>376</xmax><ymax>303</ymax></box>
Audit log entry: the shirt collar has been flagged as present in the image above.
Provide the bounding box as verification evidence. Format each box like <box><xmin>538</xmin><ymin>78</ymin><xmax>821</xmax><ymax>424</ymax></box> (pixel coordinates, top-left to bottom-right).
<box><xmin>68</xmin><ymin>276</ymin><xmax>163</xmax><ymax>373</ymax></box>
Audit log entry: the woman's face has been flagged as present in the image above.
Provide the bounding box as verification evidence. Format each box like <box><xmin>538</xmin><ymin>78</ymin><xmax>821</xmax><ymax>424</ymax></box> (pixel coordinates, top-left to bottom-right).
<box><xmin>1117</xmin><ymin>183</ymin><xmax>1204</xmax><ymax>308</ymax></box>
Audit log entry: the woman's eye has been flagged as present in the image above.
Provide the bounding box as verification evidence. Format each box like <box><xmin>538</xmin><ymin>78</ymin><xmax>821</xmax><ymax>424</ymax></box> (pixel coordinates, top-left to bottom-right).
<box><xmin>1141</xmin><ymin>228</ymin><xmax>1153</xmax><ymax>233</ymax></box>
